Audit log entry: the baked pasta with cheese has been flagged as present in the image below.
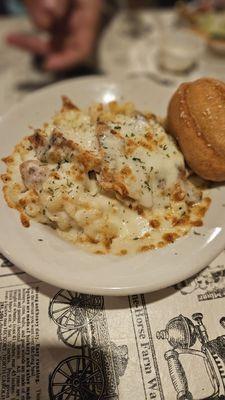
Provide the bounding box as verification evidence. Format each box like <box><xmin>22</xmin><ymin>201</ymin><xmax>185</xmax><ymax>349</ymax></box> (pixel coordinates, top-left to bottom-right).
<box><xmin>1</xmin><ymin>97</ymin><xmax>210</xmax><ymax>255</ymax></box>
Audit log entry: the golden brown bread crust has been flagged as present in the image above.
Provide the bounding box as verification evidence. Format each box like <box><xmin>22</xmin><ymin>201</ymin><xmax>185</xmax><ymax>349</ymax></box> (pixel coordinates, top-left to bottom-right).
<box><xmin>167</xmin><ymin>77</ymin><xmax>225</xmax><ymax>181</ymax></box>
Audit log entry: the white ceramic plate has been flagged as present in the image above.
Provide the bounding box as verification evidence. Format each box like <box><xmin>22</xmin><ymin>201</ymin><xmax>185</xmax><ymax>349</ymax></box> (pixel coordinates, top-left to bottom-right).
<box><xmin>0</xmin><ymin>76</ymin><xmax>225</xmax><ymax>296</ymax></box>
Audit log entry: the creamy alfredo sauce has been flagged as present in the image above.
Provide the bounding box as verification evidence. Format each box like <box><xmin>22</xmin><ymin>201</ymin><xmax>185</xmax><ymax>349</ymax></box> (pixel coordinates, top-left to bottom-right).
<box><xmin>2</xmin><ymin>102</ymin><xmax>210</xmax><ymax>255</ymax></box>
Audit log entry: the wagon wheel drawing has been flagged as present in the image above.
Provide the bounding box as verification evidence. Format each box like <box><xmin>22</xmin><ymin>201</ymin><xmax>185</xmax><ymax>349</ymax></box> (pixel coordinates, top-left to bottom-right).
<box><xmin>49</xmin><ymin>355</ymin><xmax>105</xmax><ymax>400</ymax></box>
<box><xmin>49</xmin><ymin>290</ymin><xmax>104</xmax><ymax>329</ymax></box>
<box><xmin>57</xmin><ymin>325</ymin><xmax>90</xmax><ymax>348</ymax></box>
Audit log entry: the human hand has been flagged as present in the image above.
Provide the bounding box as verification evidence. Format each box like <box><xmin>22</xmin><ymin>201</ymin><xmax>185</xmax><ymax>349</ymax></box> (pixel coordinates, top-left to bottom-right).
<box><xmin>6</xmin><ymin>0</ymin><xmax>103</xmax><ymax>72</ymax></box>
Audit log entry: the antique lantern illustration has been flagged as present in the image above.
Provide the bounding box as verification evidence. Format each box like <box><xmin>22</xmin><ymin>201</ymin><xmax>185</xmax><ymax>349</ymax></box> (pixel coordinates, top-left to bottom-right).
<box><xmin>157</xmin><ymin>313</ymin><xmax>225</xmax><ymax>399</ymax></box>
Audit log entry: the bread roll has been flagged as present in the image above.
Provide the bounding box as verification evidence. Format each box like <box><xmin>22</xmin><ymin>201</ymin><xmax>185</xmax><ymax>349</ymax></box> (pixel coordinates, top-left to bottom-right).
<box><xmin>167</xmin><ymin>77</ymin><xmax>225</xmax><ymax>181</ymax></box>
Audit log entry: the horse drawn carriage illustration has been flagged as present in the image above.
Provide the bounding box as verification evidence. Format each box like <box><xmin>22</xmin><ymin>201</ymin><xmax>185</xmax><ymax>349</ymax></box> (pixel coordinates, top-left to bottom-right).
<box><xmin>48</xmin><ymin>290</ymin><xmax>128</xmax><ymax>400</ymax></box>
<box><xmin>157</xmin><ymin>312</ymin><xmax>225</xmax><ymax>399</ymax></box>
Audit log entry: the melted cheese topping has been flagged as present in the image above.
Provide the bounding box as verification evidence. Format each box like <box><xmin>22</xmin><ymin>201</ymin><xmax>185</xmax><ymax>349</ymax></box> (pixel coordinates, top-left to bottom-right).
<box><xmin>97</xmin><ymin>114</ymin><xmax>187</xmax><ymax>209</ymax></box>
<box><xmin>53</xmin><ymin>110</ymin><xmax>99</xmax><ymax>156</ymax></box>
<box><xmin>2</xmin><ymin>99</ymin><xmax>210</xmax><ymax>255</ymax></box>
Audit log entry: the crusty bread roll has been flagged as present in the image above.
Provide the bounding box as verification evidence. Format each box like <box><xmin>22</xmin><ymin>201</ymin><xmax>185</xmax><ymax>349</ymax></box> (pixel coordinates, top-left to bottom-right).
<box><xmin>167</xmin><ymin>77</ymin><xmax>225</xmax><ymax>181</ymax></box>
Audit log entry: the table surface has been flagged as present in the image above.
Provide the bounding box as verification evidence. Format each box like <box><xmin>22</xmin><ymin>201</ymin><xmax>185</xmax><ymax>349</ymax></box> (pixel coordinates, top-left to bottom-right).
<box><xmin>1</xmin><ymin>11</ymin><xmax>225</xmax><ymax>115</ymax></box>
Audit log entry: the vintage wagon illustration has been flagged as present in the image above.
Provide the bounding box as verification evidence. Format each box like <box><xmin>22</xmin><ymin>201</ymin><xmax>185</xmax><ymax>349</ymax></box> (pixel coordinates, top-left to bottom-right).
<box><xmin>157</xmin><ymin>312</ymin><xmax>225</xmax><ymax>399</ymax></box>
<box><xmin>48</xmin><ymin>289</ymin><xmax>128</xmax><ymax>400</ymax></box>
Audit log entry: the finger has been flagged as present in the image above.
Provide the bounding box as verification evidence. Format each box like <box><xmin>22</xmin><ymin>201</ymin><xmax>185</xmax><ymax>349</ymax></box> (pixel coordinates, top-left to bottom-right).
<box><xmin>43</xmin><ymin>47</ymin><xmax>88</xmax><ymax>71</ymax></box>
<box><xmin>44</xmin><ymin>0</ymin><xmax>72</xmax><ymax>19</ymax></box>
<box><xmin>24</xmin><ymin>1</ymin><xmax>55</xmax><ymax>30</ymax></box>
<box><xmin>6</xmin><ymin>34</ymin><xmax>50</xmax><ymax>55</ymax></box>
<box><xmin>43</xmin><ymin>25</ymin><xmax>98</xmax><ymax>71</ymax></box>
<box><xmin>31</xmin><ymin>11</ymin><xmax>54</xmax><ymax>31</ymax></box>
<box><xmin>25</xmin><ymin>0</ymin><xmax>71</xmax><ymax>29</ymax></box>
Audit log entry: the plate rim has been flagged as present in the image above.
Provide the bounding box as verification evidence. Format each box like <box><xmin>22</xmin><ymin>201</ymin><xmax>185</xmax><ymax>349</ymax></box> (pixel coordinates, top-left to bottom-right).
<box><xmin>0</xmin><ymin>239</ymin><xmax>225</xmax><ymax>295</ymax></box>
<box><xmin>0</xmin><ymin>75</ymin><xmax>225</xmax><ymax>295</ymax></box>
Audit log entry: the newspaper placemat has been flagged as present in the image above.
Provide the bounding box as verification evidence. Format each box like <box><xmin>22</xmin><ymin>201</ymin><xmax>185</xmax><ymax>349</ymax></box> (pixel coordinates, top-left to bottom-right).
<box><xmin>1</xmin><ymin>251</ymin><xmax>225</xmax><ymax>400</ymax></box>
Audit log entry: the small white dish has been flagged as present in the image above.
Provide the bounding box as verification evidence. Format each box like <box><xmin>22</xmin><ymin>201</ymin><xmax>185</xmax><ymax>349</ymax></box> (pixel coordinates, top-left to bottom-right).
<box><xmin>157</xmin><ymin>29</ymin><xmax>205</xmax><ymax>73</ymax></box>
<box><xmin>0</xmin><ymin>76</ymin><xmax>225</xmax><ymax>295</ymax></box>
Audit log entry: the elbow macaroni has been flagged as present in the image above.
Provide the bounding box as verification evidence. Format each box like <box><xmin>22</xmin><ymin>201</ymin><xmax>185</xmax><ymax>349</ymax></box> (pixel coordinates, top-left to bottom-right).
<box><xmin>1</xmin><ymin>98</ymin><xmax>211</xmax><ymax>255</ymax></box>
